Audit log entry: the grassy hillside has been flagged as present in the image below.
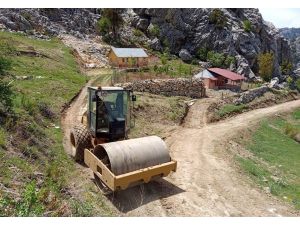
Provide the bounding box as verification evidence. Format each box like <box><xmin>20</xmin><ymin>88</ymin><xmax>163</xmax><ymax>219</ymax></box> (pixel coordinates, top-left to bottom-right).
<box><xmin>236</xmin><ymin>108</ymin><xmax>300</xmax><ymax>209</ymax></box>
<box><xmin>0</xmin><ymin>31</ymin><xmax>113</xmax><ymax>216</ymax></box>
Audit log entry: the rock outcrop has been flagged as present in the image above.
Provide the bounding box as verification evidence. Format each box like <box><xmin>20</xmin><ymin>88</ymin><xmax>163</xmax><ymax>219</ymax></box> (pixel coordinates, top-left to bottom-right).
<box><xmin>115</xmin><ymin>78</ymin><xmax>206</xmax><ymax>98</ymax></box>
<box><xmin>130</xmin><ymin>9</ymin><xmax>291</xmax><ymax>79</ymax></box>
<box><xmin>280</xmin><ymin>28</ymin><xmax>300</xmax><ymax>68</ymax></box>
<box><xmin>0</xmin><ymin>9</ymin><xmax>100</xmax><ymax>38</ymax></box>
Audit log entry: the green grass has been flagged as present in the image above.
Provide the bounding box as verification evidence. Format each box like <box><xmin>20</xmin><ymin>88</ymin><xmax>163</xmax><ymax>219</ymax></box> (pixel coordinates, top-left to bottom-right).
<box><xmin>237</xmin><ymin>108</ymin><xmax>300</xmax><ymax>209</ymax></box>
<box><xmin>0</xmin><ymin>31</ymin><xmax>114</xmax><ymax>216</ymax></box>
<box><xmin>217</xmin><ymin>104</ymin><xmax>247</xmax><ymax>117</ymax></box>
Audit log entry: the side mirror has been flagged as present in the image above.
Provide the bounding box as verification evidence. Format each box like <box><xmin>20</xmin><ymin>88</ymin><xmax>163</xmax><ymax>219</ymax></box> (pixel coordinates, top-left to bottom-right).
<box><xmin>131</xmin><ymin>95</ymin><xmax>136</xmax><ymax>102</ymax></box>
<box><xmin>92</xmin><ymin>95</ymin><xmax>97</xmax><ymax>102</ymax></box>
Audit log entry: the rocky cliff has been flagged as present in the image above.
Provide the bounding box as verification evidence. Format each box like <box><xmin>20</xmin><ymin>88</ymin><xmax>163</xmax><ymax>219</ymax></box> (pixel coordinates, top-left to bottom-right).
<box><xmin>0</xmin><ymin>8</ymin><xmax>292</xmax><ymax>79</ymax></box>
<box><xmin>279</xmin><ymin>28</ymin><xmax>300</xmax><ymax>68</ymax></box>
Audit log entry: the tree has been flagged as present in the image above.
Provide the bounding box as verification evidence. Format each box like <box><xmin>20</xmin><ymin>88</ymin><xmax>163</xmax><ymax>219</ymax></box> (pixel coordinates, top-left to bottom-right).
<box><xmin>258</xmin><ymin>52</ymin><xmax>274</xmax><ymax>82</ymax></box>
<box><xmin>101</xmin><ymin>9</ymin><xmax>123</xmax><ymax>38</ymax></box>
<box><xmin>296</xmin><ymin>78</ymin><xmax>300</xmax><ymax>92</ymax></box>
<box><xmin>149</xmin><ymin>24</ymin><xmax>160</xmax><ymax>37</ymax></box>
<box><xmin>280</xmin><ymin>60</ymin><xmax>293</xmax><ymax>75</ymax></box>
<box><xmin>224</xmin><ymin>55</ymin><xmax>236</xmax><ymax>68</ymax></box>
<box><xmin>243</xmin><ymin>20</ymin><xmax>252</xmax><ymax>32</ymax></box>
<box><xmin>209</xmin><ymin>9</ymin><xmax>228</xmax><ymax>28</ymax></box>
<box><xmin>196</xmin><ymin>47</ymin><xmax>209</xmax><ymax>61</ymax></box>
<box><xmin>207</xmin><ymin>51</ymin><xmax>225</xmax><ymax>67</ymax></box>
<box><xmin>96</xmin><ymin>17</ymin><xmax>111</xmax><ymax>35</ymax></box>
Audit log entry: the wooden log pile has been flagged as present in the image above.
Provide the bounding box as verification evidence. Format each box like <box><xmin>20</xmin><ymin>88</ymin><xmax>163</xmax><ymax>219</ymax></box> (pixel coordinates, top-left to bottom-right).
<box><xmin>115</xmin><ymin>78</ymin><xmax>206</xmax><ymax>98</ymax></box>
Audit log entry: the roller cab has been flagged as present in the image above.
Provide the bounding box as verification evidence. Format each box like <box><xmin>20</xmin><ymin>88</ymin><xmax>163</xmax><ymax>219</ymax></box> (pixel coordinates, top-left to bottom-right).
<box><xmin>84</xmin><ymin>136</ymin><xmax>177</xmax><ymax>191</ymax></box>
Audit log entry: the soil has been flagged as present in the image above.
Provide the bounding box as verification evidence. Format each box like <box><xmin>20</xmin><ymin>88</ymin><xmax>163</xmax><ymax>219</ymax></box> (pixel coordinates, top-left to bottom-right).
<box><xmin>61</xmin><ymin>75</ymin><xmax>300</xmax><ymax>216</ymax></box>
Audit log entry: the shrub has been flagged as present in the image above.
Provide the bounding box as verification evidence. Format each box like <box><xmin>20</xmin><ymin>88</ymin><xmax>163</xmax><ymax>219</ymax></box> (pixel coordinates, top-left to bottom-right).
<box><xmin>133</xmin><ymin>28</ymin><xmax>143</xmax><ymax>37</ymax></box>
<box><xmin>207</xmin><ymin>51</ymin><xmax>225</xmax><ymax>67</ymax></box>
<box><xmin>160</xmin><ymin>53</ymin><xmax>168</xmax><ymax>65</ymax></box>
<box><xmin>0</xmin><ymin>128</ymin><xmax>6</xmax><ymax>147</ymax></box>
<box><xmin>149</xmin><ymin>24</ymin><xmax>160</xmax><ymax>37</ymax></box>
<box><xmin>224</xmin><ymin>55</ymin><xmax>236</xmax><ymax>68</ymax></box>
<box><xmin>196</xmin><ymin>47</ymin><xmax>209</xmax><ymax>61</ymax></box>
<box><xmin>284</xmin><ymin>123</ymin><xmax>299</xmax><ymax>139</ymax></box>
<box><xmin>217</xmin><ymin>104</ymin><xmax>247</xmax><ymax>117</ymax></box>
<box><xmin>296</xmin><ymin>79</ymin><xmax>300</xmax><ymax>92</ymax></box>
<box><xmin>96</xmin><ymin>17</ymin><xmax>111</xmax><ymax>35</ymax></box>
<box><xmin>0</xmin><ymin>80</ymin><xmax>13</xmax><ymax>116</ymax></box>
<box><xmin>209</xmin><ymin>9</ymin><xmax>228</xmax><ymax>28</ymax></box>
<box><xmin>243</xmin><ymin>20</ymin><xmax>252</xmax><ymax>32</ymax></box>
<box><xmin>0</xmin><ymin>56</ymin><xmax>12</xmax><ymax>75</ymax></box>
<box><xmin>281</xmin><ymin>60</ymin><xmax>293</xmax><ymax>75</ymax></box>
<box><xmin>258</xmin><ymin>52</ymin><xmax>274</xmax><ymax>82</ymax></box>
<box><xmin>21</xmin><ymin>95</ymin><xmax>37</xmax><ymax>116</ymax></box>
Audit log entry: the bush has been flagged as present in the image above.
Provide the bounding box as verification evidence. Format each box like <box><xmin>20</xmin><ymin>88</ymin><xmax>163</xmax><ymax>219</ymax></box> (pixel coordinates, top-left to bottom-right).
<box><xmin>217</xmin><ymin>104</ymin><xmax>247</xmax><ymax>117</ymax></box>
<box><xmin>258</xmin><ymin>52</ymin><xmax>274</xmax><ymax>82</ymax></box>
<box><xmin>224</xmin><ymin>55</ymin><xmax>236</xmax><ymax>68</ymax></box>
<box><xmin>0</xmin><ymin>128</ymin><xmax>6</xmax><ymax>147</ymax></box>
<box><xmin>296</xmin><ymin>79</ymin><xmax>300</xmax><ymax>92</ymax></box>
<box><xmin>0</xmin><ymin>80</ymin><xmax>13</xmax><ymax>116</ymax></box>
<box><xmin>281</xmin><ymin>60</ymin><xmax>293</xmax><ymax>75</ymax></box>
<box><xmin>207</xmin><ymin>51</ymin><xmax>225</xmax><ymax>67</ymax></box>
<box><xmin>96</xmin><ymin>17</ymin><xmax>111</xmax><ymax>35</ymax></box>
<box><xmin>284</xmin><ymin>123</ymin><xmax>299</xmax><ymax>139</ymax></box>
<box><xmin>160</xmin><ymin>53</ymin><xmax>168</xmax><ymax>65</ymax></box>
<box><xmin>243</xmin><ymin>20</ymin><xmax>252</xmax><ymax>32</ymax></box>
<box><xmin>149</xmin><ymin>24</ymin><xmax>160</xmax><ymax>37</ymax></box>
<box><xmin>209</xmin><ymin>9</ymin><xmax>228</xmax><ymax>28</ymax></box>
<box><xmin>196</xmin><ymin>47</ymin><xmax>209</xmax><ymax>61</ymax></box>
<box><xmin>0</xmin><ymin>56</ymin><xmax>12</xmax><ymax>75</ymax></box>
<box><xmin>133</xmin><ymin>28</ymin><xmax>143</xmax><ymax>37</ymax></box>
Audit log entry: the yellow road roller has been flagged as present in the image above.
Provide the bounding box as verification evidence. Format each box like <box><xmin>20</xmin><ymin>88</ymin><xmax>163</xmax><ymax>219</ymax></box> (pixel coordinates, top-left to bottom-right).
<box><xmin>70</xmin><ymin>86</ymin><xmax>177</xmax><ymax>191</ymax></box>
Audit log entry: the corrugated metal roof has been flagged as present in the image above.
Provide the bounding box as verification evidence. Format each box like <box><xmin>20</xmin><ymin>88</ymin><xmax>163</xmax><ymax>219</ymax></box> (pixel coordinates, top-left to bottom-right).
<box><xmin>194</xmin><ymin>69</ymin><xmax>217</xmax><ymax>80</ymax></box>
<box><xmin>208</xmin><ymin>68</ymin><xmax>244</xmax><ymax>81</ymax></box>
<box><xmin>111</xmin><ymin>47</ymin><xmax>148</xmax><ymax>58</ymax></box>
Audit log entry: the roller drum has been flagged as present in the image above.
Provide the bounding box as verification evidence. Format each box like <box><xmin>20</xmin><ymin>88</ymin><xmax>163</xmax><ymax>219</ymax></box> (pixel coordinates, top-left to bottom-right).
<box><xmin>94</xmin><ymin>136</ymin><xmax>171</xmax><ymax>175</ymax></box>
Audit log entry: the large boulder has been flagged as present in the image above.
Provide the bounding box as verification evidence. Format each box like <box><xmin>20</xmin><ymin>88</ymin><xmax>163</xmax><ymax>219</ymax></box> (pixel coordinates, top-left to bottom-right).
<box><xmin>149</xmin><ymin>38</ymin><xmax>162</xmax><ymax>51</ymax></box>
<box><xmin>234</xmin><ymin>86</ymin><xmax>270</xmax><ymax>105</ymax></box>
<box><xmin>179</xmin><ymin>49</ymin><xmax>192</xmax><ymax>62</ymax></box>
<box><xmin>136</xmin><ymin>18</ymin><xmax>149</xmax><ymax>31</ymax></box>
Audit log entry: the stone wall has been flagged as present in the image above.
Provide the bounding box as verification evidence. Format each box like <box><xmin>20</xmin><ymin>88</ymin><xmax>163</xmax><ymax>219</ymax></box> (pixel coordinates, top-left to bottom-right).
<box><xmin>115</xmin><ymin>78</ymin><xmax>206</xmax><ymax>98</ymax></box>
<box><xmin>234</xmin><ymin>85</ymin><xmax>270</xmax><ymax>105</ymax></box>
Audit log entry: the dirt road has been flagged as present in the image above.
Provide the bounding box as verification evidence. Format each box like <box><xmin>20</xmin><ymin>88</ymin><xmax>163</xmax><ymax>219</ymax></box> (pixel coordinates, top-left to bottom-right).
<box><xmin>61</xmin><ymin>77</ymin><xmax>300</xmax><ymax>216</ymax></box>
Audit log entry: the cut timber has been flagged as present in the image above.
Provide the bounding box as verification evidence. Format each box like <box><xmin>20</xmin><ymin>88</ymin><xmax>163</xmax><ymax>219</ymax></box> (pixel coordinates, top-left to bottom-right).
<box><xmin>84</xmin><ymin>149</ymin><xmax>177</xmax><ymax>191</ymax></box>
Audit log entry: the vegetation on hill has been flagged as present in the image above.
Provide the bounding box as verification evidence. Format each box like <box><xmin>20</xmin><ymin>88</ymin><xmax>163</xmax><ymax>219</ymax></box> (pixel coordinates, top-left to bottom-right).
<box><xmin>258</xmin><ymin>52</ymin><xmax>274</xmax><ymax>82</ymax></box>
<box><xmin>208</xmin><ymin>9</ymin><xmax>228</xmax><ymax>28</ymax></box>
<box><xmin>236</xmin><ymin>108</ymin><xmax>300</xmax><ymax>209</ymax></box>
<box><xmin>243</xmin><ymin>20</ymin><xmax>252</xmax><ymax>33</ymax></box>
<box><xmin>0</xmin><ymin>31</ymin><xmax>113</xmax><ymax>216</ymax></box>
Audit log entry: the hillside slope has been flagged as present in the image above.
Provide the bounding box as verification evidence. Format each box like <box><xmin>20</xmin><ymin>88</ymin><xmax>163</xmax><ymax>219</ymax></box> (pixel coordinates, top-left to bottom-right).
<box><xmin>0</xmin><ymin>31</ymin><xmax>114</xmax><ymax>216</ymax></box>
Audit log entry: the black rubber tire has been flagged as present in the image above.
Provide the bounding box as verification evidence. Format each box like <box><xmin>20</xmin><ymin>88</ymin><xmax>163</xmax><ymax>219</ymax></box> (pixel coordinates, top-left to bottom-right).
<box><xmin>70</xmin><ymin>124</ymin><xmax>92</xmax><ymax>162</ymax></box>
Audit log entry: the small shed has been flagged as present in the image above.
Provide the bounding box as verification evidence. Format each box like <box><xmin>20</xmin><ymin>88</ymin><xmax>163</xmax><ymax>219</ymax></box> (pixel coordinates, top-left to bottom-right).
<box><xmin>194</xmin><ymin>68</ymin><xmax>244</xmax><ymax>90</ymax></box>
<box><xmin>194</xmin><ymin>69</ymin><xmax>217</xmax><ymax>89</ymax></box>
<box><xmin>108</xmin><ymin>47</ymin><xmax>148</xmax><ymax>68</ymax></box>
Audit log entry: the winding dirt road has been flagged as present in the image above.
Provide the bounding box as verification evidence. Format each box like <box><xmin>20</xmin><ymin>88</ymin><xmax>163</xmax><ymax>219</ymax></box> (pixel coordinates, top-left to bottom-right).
<box><xmin>61</xmin><ymin>78</ymin><xmax>300</xmax><ymax>216</ymax></box>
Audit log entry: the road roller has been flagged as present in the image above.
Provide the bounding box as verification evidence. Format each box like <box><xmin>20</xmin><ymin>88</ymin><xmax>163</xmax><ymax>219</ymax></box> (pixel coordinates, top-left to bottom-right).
<box><xmin>70</xmin><ymin>86</ymin><xmax>177</xmax><ymax>191</ymax></box>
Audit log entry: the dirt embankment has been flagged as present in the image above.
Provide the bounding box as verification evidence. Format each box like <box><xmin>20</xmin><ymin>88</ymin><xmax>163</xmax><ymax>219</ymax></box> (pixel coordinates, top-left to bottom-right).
<box><xmin>207</xmin><ymin>90</ymin><xmax>300</xmax><ymax>123</ymax></box>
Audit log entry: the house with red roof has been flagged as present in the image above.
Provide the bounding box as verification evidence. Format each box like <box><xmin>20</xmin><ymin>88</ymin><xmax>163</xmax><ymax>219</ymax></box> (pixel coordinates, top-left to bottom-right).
<box><xmin>194</xmin><ymin>68</ymin><xmax>244</xmax><ymax>90</ymax></box>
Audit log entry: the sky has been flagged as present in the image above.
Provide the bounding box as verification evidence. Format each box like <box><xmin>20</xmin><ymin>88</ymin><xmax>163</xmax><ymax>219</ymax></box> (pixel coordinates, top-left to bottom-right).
<box><xmin>259</xmin><ymin>8</ymin><xmax>300</xmax><ymax>28</ymax></box>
